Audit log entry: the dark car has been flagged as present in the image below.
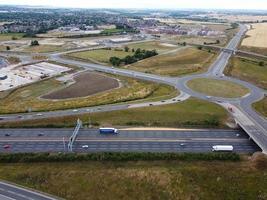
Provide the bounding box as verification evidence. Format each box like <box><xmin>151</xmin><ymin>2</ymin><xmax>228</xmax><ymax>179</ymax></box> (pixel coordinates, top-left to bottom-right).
<box><xmin>3</xmin><ymin>144</ymin><xmax>11</xmax><ymax>149</ymax></box>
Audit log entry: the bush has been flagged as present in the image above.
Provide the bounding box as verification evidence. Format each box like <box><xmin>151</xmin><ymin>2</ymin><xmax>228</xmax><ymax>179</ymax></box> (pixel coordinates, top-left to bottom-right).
<box><xmin>259</xmin><ymin>61</ymin><xmax>265</xmax><ymax>66</ymax></box>
<box><xmin>250</xmin><ymin>152</ymin><xmax>267</xmax><ymax>170</ymax></box>
<box><xmin>0</xmin><ymin>152</ymin><xmax>240</xmax><ymax>163</ymax></box>
<box><xmin>30</xmin><ymin>40</ymin><xmax>39</xmax><ymax>46</ymax></box>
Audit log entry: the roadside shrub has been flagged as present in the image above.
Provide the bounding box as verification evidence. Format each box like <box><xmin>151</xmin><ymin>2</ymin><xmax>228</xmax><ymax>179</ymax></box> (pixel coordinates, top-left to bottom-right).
<box><xmin>0</xmin><ymin>152</ymin><xmax>240</xmax><ymax>163</ymax></box>
<box><xmin>250</xmin><ymin>152</ymin><xmax>267</xmax><ymax>170</ymax></box>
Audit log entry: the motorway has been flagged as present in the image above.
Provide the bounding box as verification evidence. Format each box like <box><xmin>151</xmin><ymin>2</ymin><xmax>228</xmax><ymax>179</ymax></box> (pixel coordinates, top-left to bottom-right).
<box><xmin>0</xmin><ymin>129</ymin><xmax>261</xmax><ymax>153</ymax></box>
<box><xmin>0</xmin><ymin>181</ymin><xmax>58</xmax><ymax>200</ymax></box>
<box><xmin>0</xmin><ymin>24</ymin><xmax>266</xmax><ymax>200</ymax></box>
<box><xmin>0</xmin><ymin>24</ymin><xmax>266</xmax><ymax>153</ymax></box>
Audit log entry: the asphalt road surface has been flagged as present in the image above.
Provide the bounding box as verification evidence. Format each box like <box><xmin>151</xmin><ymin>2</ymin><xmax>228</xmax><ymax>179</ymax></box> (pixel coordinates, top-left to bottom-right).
<box><xmin>0</xmin><ymin>129</ymin><xmax>261</xmax><ymax>153</ymax></box>
<box><xmin>0</xmin><ymin>24</ymin><xmax>266</xmax><ymax>153</ymax></box>
<box><xmin>0</xmin><ymin>181</ymin><xmax>58</xmax><ymax>200</ymax></box>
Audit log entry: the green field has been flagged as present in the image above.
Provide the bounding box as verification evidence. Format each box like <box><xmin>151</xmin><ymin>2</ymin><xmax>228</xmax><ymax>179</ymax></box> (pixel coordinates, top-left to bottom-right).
<box><xmin>239</xmin><ymin>45</ymin><xmax>267</xmax><ymax>56</ymax></box>
<box><xmin>126</xmin><ymin>41</ymin><xmax>178</xmax><ymax>53</ymax></box>
<box><xmin>0</xmin><ymin>75</ymin><xmax>176</xmax><ymax>114</ymax></box>
<box><xmin>225</xmin><ymin>56</ymin><xmax>267</xmax><ymax>90</ymax></box>
<box><xmin>22</xmin><ymin>45</ymin><xmax>63</xmax><ymax>53</ymax></box>
<box><xmin>187</xmin><ymin>78</ymin><xmax>250</xmax><ymax>98</ymax></box>
<box><xmin>0</xmin><ymin>158</ymin><xmax>266</xmax><ymax>200</ymax></box>
<box><xmin>125</xmin><ymin>48</ymin><xmax>217</xmax><ymax>76</ymax></box>
<box><xmin>0</xmin><ymin>98</ymin><xmax>229</xmax><ymax>128</ymax></box>
<box><xmin>253</xmin><ymin>97</ymin><xmax>267</xmax><ymax>117</ymax></box>
<box><xmin>0</xmin><ymin>33</ymin><xmax>25</xmax><ymax>41</ymax></box>
<box><xmin>68</xmin><ymin>49</ymin><xmax>133</xmax><ymax>64</ymax></box>
<box><xmin>101</xmin><ymin>28</ymin><xmax>125</xmax><ymax>34</ymax></box>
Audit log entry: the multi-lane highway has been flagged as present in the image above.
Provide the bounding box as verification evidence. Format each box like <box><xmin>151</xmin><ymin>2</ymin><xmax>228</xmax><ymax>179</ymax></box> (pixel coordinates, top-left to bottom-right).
<box><xmin>0</xmin><ymin>24</ymin><xmax>266</xmax><ymax>153</ymax></box>
<box><xmin>0</xmin><ymin>181</ymin><xmax>58</xmax><ymax>200</ymax></box>
<box><xmin>0</xmin><ymin>129</ymin><xmax>261</xmax><ymax>153</ymax></box>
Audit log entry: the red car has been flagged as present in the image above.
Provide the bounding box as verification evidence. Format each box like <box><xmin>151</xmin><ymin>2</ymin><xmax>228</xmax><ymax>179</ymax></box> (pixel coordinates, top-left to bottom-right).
<box><xmin>3</xmin><ymin>145</ymin><xmax>11</xmax><ymax>149</ymax></box>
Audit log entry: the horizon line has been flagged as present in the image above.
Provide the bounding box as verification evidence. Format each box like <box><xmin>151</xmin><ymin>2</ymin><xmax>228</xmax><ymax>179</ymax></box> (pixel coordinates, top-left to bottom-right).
<box><xmin>0</xmin><ymin>4</ymin><xmax>267</xmax><ymax>11</ymax></box>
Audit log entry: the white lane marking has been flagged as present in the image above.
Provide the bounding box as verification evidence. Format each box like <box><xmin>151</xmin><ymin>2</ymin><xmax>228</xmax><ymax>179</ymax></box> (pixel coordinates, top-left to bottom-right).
<box><xmin>6</xmin><ymin>189</ymin><xmax>34</xmax><ymax>200</ymax></box>
<box><xmin>0</xmin><ymin>194</ymin><xmax>16</xmax><ymax>200</ymax></box>
<box><xmin>0</xmin><ymin>182</ymin><xmax>58</xmax><ymax>200</ymax></box>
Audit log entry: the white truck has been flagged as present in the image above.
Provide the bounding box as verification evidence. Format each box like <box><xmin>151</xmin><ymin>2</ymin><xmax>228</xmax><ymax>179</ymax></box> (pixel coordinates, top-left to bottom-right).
<box><xmin>212</xmin><ymin>145</ymin><xmax>234</xmax><ymax>152</ymax></box>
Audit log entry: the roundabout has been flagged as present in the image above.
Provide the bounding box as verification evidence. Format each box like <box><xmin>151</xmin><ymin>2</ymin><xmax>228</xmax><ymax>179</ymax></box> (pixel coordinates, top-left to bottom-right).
<box><xmin>186</xmin><ymin>78</ymin><xmax>250</xmax><ymax>98</ymax></box>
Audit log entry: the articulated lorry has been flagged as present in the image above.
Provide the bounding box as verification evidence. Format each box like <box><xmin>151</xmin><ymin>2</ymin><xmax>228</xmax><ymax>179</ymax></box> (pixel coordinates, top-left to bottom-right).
<box><xmin>99</xmin><ymin>128</ymin><xmax>118</xmax><ymax>134</ymax></box>
<box><xmin>212</xmin><ymin>145</ymin><xmax>234</xmax><ymax>152</ymax></box>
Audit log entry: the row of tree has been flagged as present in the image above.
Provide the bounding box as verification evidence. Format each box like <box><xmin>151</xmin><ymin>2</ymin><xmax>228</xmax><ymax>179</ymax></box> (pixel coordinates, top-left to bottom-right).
<box><xmin>110</xmin><ymin>48</ymin><xmax>158</xmax><ymax>66</ymax></box>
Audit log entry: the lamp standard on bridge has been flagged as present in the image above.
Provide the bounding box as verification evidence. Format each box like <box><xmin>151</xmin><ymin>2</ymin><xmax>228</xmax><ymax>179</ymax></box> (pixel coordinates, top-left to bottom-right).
<box><xmin>63</xmin><ymin>137</ymin><xmax>66</xmax><ymax>153</ymax></box>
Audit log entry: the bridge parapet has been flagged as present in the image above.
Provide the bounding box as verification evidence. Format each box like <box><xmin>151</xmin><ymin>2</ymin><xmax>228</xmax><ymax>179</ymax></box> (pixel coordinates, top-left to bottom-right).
<box><xmin>218</xmin><ymin>102</ymin><xmax>267</xmax><ymax>154</ymax></box>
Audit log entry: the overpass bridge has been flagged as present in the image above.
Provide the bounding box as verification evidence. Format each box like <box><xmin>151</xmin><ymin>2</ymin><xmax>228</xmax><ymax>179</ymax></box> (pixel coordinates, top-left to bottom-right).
<box><xmin>219</xmin><ymin>102</ymin><xmax>267</xmax><ymax>153</ymax></box>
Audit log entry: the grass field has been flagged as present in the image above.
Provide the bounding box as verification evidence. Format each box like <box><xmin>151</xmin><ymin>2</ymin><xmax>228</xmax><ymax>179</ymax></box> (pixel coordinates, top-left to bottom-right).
<box><xmin>225</xmin><ymin>56</ymin><xmax>267</xmax><ymax>90</ymax></box>
<box><xmin>42</xmin><ymin>72</ymin><xmax>119</xmax><ymax>99</ymax></box>
<box><xmin>0</xmin><ymin>75</ymin><xmax>176</xmax><ymax>114</ymax></box>
<box><xmin>0</xmin><ymin>158</ymin><xmax>266</xmax><ymax>200</ymax></box>
<box><xmin>126</xmin><ymin>41</ymin><xmax>178</xmax><ymax>53</ymax></box>
<box><xmin>253</xmin><ymin>97</ymin><xmax>267</xmax><ymax>117</ymax></box>
<box><xmin>68</xmin><ymin>49</ymin><xmax>133</xmax><ymax>64</ymax></box>
<box><xmin>0</xmin><ymin>33</ymin><xmax>25</xmax><ymax>41</ymax></box>
<box><xmin>187</xmin><ymin>78</ymin><xmax>250</xmax><ymax>98</ymax></box>
<box><xmin>0</xmin><ymin>98</ymin><xmax>229</xmax><ymax>128</ymax></box>
<box><xmin>22</xmin><ymin>44</ymin><xmax>63</xmax><ymax>53</ymax></box>
<box><xmin>125</xmin><ymin>47</ymin><xmax>217</xmax><ymax>76</ymax></box>
<box><xmin>167</xmin><ymin>35</ymin><xmax>228</xmax><ymax>46</ymax></box>
<box><xmin>239</xmin><ymin>45</ymin><xmax>267</xmax><ymax>56</ymax></box>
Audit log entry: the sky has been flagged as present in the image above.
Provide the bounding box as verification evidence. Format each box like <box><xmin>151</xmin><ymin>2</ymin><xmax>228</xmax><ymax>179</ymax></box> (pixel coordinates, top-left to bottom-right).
<box><xmin>0</xmin><ymin>0</ymin><xmax>267</xmax><ymax>10</ymax></box>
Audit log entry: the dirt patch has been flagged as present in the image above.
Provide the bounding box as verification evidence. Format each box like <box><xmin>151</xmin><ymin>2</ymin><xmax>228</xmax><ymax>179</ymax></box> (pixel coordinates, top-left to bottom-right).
<box><xmin>42</xmin><ymin>72</ymin><xmax>119</xmax><ymax>100</ymax></box>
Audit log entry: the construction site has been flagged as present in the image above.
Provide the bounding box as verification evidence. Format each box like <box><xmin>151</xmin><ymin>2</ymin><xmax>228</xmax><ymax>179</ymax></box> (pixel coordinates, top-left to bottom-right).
<box><xmin>0</xmin><ymin>62</ymin><xmax>71</xmax><ymax>91</ymax></box>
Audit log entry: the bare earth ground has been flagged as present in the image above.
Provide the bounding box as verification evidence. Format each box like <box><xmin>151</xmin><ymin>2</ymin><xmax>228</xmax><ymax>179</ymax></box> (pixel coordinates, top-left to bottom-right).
<box><xmin>42</xmin><ymin>72</ymin><xmax>119</xmax><ymax>99</ymax></box>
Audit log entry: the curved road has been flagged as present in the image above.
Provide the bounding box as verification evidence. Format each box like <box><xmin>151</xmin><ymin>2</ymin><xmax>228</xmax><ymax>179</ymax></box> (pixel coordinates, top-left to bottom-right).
<box><xmin>0</xmin><ymin>24</ymin><xmax>266</xmax><ymax>151</ymax></box>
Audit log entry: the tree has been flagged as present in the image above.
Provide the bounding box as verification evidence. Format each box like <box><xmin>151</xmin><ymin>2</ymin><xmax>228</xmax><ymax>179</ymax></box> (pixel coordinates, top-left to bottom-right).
<box><xmin>182</xmin><ymin>42</ymin><xmax>187</xmax><ymax>46</ymax></box>
<box><xmin>216</xmin><ymin>39</ymin><xmax>220</xmax><ymax>44</ymax></box>
<box><xmin>124</xmin><ymin>55</ymin><xmax>137</xmax><ymax>65</ymax></box>
<box><xmin>109</xmin><ymin>57</ymin><xmax>121</xmax><ymax>66</ymax></box>
<box><xmin>11</xmin><ymin>36</ymin><xmax>17</xmax><ymax>40</ymax></box>
<box><xmin>124</xmin><ymin>46</ymin><xmax>129</xmax><ymax>52</ymax></box>
<box><xmin>135</xmin><ymin>48</ymin><xmax>141</xmax><ymax>54</ymax></box>
<box><xmin>197</xmin><ymin>46</ymin><xmax>203</xmax><ymax>50</ymax></box>
<box><xmin>6</xmin><ymin>46</ymin><xmax>10</xmax><ymax>51</ymax></box>
<box><xmin>259</xmin><ymin>61</ymin><xmax>265</xmax><ymax>66</ymax></box>
<box><xmin>132</xmin><ymin>48</ymin><xmax>135</xmax><ymax>53</ymax></box>
<box><xmin>30</xmin><ymin>40</ymin><xmax>39</xmax><ymax>46</ymax></box>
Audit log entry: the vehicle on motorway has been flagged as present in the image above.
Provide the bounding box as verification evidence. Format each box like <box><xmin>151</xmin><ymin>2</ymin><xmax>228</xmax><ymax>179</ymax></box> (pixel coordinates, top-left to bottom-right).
<box><xmin>72</xmin><ymin>109</ymin><xmax>78</xmax><ymax>112</ymax></box>
<box><xmin>99</xmin><ymin>128</ymin><xmax>118</xmax><ymax>134</ymax></box>
<box><xmin>3</xmin><ymin>144</ymin><xmax>11</xmax><ymax>149</ymax></box>
<box><xmin>228</xmin><ymin>107</ymin><xmax>234</xmax><ymax>112</ymax></box>
<box><xmin>38</xmin><ymin>133</ymin><xmax>44</xmax><ymax>136</ymax></box>
<box><xmin>36</xmin><ymin>113</ymin><xmax>43</xmax><ymax>116</ymax></box>
<box><xmin>82</xmin><ymin>145</ymin><xmax>89</xmax><ymax>148</ymax></box>
<box><xmin>5</xmin><ymin>133</ymin><xmax>10</xmax><ymax>137</ymax></box>
<box><xmin>212</xmin><ymin>145</ymin><xmax>234</xmax><ymax>152</ymax></box>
